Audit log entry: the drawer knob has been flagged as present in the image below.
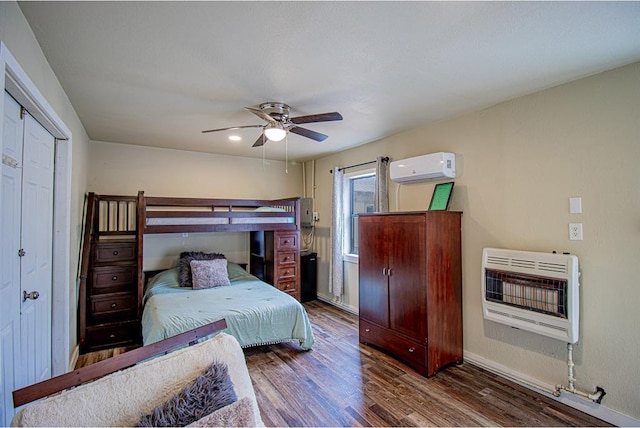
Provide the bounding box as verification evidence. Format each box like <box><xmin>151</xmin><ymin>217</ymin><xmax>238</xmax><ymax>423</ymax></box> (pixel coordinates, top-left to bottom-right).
<box><xmin>365</xmin><ymin>328</ymin><xmax>370</xmax><ymax>332</ymax></box>
<box><xmin>408</xmin><ymin>347</ymin><xmax>415</xmax><ymax>353</ymax></box>
<box><xmin>111</xmin><ymin>303</ymin><xmax>117</xmax><ymax>308</ymax></box>
<box><xmin>112</xmin><ymin>275</ymin><xmax>118</xmax><ymax>281</ymax></box>
<box><xmin>113</xmin><ymin>250</ymin><xmax>119</xmax><ymax>256</ymax></box>
<box><xmin>284</xmin><ymin>256</ymin><xmax>289</xmax><ymax>261</ymax></box>
<box><xmin>283</xmin><ymin>240</ymin><xmax>289</xmax><ymax>244</ymax></box>
<box><xmin>109</xmin><ymin>334</ymin><xmax>116</xmax><ymax>339</ymax></box>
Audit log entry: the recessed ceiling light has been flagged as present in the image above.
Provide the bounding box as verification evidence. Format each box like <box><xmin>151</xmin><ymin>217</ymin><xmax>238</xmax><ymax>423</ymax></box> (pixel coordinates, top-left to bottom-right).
<box><xmin>229</xmin><ymin>135</ymin><xmax>241</xmax><ymax>141</ymax></box>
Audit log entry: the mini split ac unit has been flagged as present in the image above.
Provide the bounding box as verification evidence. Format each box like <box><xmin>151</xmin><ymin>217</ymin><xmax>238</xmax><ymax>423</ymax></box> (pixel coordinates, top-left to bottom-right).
<box><xmin>390</xmin><ymin>152</ymin><xmax>455</xmax><ymax>183</ymax></box>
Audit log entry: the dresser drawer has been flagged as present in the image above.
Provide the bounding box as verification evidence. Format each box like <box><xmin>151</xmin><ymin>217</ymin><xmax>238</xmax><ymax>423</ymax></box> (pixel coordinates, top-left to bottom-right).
<box><xmin>277</xmin><ymin>251</ymin><xmax>297</xmax><ymax>265</ymax></box>
<box><xmin>360</xmin><ymin>320</ymin><xmax>426</xmax><ymax>369</ymax></box>
<box><xmin>276</xmin><ymin>265</ymin><xmax>297</xmax><ymax>281</ymax></box>
<box><xmin>90</xmin><ymin>292</ymin><xmax>136</xmax><ymax>320</ymax></box>
<box><xmin>276</xmin><ymin>233</ymin><xmax>298</xmax><ymax>251</ymax></box>
<box><xmin>275</xmin><ymin>280</ymin><xmax>297</xmax><ymax>294</ymax></box>
<box><xmin>85</xmin><ymin>321</ymin><xmax>139</xmax><ymax>350</ymax></box>
<box><xmin>93</xmin><ymin>241</ymin><xmax>136</xmax><ymax>264</ymax></box>
<box><xmin>90</xmin><ymin>266</ymin><xmax>137</xmax><ymax>294</ymax></box>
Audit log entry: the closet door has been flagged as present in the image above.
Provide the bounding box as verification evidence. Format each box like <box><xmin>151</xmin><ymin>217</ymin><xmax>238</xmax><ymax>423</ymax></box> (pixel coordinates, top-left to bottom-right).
<box><xmin>1</xmin><ymin>92</ymin><xmax>24</xmax><ymax>426</ymax></box>
<box><xmin>0</xmin><ymin>92</ymin><xmax>54</xmax><ymax>424</ymax></box>
<box><xmin>19</xmin><ymin>113</ymin><xmax>54</xmax><ymax>387</ymax></box>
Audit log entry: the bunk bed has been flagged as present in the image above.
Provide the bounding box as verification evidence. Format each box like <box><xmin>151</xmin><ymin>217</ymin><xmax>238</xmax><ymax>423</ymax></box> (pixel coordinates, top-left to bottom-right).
<box><xmin>136</xmin><ymin>191</ymin><xmax>314</xmax><ymax>350</ymax></box>
<box><xmin>78</xmin><ymin>192</ymin><xmax>314</xmax><ymax>354</ymax></box>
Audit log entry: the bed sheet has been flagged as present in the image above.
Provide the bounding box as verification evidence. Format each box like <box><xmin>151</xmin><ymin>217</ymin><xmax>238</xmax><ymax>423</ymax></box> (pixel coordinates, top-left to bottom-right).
<box><xmin>141</xmin><ymin>264</ymin><xmax>314</xmax><ymax>350</ymax></box>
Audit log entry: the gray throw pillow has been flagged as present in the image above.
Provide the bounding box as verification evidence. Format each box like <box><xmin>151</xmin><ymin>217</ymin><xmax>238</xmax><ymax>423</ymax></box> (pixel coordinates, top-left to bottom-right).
<box><xmin>190</xmin><ymin>259</ymin><xmax>231</xmax><ymax>289</ymax></box>
<box><xmin>178</xmin><ymin>251</ymin><xmax>226</xmax><ymax>287</ymax></box>
<box><xmin>136</xmin><ymin>362</ymin><xmax>237</xmax><ymax>427</ymax></box>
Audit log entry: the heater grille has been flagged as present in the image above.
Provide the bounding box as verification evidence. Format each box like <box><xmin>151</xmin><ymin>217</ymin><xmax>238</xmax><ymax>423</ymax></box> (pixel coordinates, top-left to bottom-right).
<box><xmin>482</xmin><ymin>248</ymin><xmax>579</xmax><ymax>343</ymax></box>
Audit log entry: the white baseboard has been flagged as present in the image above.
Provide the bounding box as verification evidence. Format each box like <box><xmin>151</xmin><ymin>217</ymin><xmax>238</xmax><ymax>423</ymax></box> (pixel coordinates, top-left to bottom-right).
<box><xmin>68</xmin><ymin>344</ymin><xmax>80</xmax><ymax>372</ymax></box>
<box><xmin>464</xmin><ymin>351</ymin><xmax>640</xmax><ymax>427</ymax></box>
<box><xmin>316</xmin><ymin>293</ymin><xmax>359</xmax><ymax>315</ymax></box>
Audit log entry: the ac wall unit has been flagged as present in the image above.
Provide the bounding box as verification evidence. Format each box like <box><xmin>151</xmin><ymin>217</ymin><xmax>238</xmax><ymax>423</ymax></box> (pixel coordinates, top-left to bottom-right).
<box><xmin>390</xmin><ymin>152</ymin><xmax>455</xmax><ymax>183</ymax></box>
<box><xmin>481</xmin><ymin>248</ymin><xmax>580</xmax><ymax>343</ymax></box>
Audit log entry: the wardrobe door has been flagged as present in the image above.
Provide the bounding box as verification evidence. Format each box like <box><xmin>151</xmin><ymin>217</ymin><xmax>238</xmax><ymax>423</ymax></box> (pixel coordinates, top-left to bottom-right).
<box><xmin>387</xmin><ymin>215</ymin><xmax>426</xmax><ymax>342</ymax></box>
<box><xmin>358</xmin><ymin>216</ymin><xmax>388</xmax><ymax>327</ymax></box>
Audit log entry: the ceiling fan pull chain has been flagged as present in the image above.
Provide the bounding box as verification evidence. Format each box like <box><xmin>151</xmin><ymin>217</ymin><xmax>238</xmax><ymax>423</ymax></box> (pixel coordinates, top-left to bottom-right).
<box><xmin>285</xmin><ymin>134</ymin><xmax>289</xmax><ymax>174</ymax></box>
<box><xmin>262</xmin><ymin>134</ymin><xmax>266</xmax><ymax>170</ymax></box>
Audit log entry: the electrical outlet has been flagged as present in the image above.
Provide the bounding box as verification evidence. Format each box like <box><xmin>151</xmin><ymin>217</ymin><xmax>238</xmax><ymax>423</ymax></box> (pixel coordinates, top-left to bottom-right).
<box><xmin>569</xmin><ymin>223</ymin><xmax>583</xmax><ymax>241</ymax></box>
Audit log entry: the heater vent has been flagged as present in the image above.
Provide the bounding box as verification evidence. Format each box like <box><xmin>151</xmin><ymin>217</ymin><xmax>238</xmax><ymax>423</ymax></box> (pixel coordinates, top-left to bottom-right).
<box><xmin>482</xmin><ymin>248</ymin><xmax>579</xmax><ymax>343</ymax></box>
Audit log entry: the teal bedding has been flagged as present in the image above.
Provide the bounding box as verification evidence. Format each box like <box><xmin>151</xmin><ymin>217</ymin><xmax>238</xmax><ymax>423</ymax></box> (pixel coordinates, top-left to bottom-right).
<box><xmin>141</xmin><ymin>263</ymin><xmax>314</xmax><ymax>350</ymax></box>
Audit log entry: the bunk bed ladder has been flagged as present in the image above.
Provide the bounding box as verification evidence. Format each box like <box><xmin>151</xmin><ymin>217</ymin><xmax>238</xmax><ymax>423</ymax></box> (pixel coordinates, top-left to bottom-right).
<box><xmin>78</xmin><ymin>193</ymin><xmax>142</xmax><ymax>353</ymax></box>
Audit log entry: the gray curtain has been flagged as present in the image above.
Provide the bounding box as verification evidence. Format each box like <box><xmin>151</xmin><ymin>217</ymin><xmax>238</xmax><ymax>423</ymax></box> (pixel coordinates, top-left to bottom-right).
<box><xmin>329</xmin><ymin>166</ymin><xmax>344</xmax><ymax>298</ymax></box>
<box><xmin>375</xmin><ymin>156</ymin><xmax>389</xmax><ymax>212</ymax></box>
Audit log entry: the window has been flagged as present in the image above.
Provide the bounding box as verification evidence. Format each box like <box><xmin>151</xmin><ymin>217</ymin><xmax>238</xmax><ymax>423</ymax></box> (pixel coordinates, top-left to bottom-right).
<box><xmin>344</xmin><ymin>171</ymin><xmax>376</xmax><ymax>255</ymax></box>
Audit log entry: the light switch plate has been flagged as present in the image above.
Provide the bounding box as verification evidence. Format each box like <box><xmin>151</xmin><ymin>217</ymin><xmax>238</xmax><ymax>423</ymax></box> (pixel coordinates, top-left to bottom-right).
<box><xmin>569</xmin><ymin>197</ymin><xmax>582</xmax><ymax>214</ymax></box>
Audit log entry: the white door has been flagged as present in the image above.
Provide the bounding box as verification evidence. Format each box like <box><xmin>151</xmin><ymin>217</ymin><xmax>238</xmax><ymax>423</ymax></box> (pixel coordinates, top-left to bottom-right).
<box><xmin>1</xmin><ymin>91</ymin><xmax>24</xmax><ymax>427</ymax></box>
<box><xmin>19</xmin><ymin>112</ymin><xmax>54</xmax><ymax>387</ymax></box>
<box><xmin>0</xmin><ymin>91</ymin><xmax>54</xmax><ymax>425</ymax></box>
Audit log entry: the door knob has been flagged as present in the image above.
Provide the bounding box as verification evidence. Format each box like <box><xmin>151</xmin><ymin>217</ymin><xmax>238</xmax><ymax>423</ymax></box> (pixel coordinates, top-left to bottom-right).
<box><xmin>23</xmin><ymin>290</ymin><xmax>40</xmax><ymax>302</ymax></box>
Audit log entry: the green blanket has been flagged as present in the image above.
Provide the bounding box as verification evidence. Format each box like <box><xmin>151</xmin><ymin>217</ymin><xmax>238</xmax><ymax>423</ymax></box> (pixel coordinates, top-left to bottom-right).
<box><xmin>142</xmin><ymin>264</ymin><xmax>314</xmax><ymax>350</ymax></box>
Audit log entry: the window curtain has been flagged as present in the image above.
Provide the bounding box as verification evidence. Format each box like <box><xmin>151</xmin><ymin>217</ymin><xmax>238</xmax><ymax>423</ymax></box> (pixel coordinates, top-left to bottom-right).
<box><xmin>375</xmin><ymin>156</ymin><xmax>389</xmax><ymax>212</ymax></box>
<box><xmin>329</xmin><ymin>166</ymin><xmax>344</xmax><ymax>298</ymax></box>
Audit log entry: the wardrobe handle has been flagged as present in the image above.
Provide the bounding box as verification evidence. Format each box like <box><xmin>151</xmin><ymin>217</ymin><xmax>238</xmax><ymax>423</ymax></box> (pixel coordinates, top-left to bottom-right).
<box><xmin>408</xmin><ymin>347</ymin><xmax>415</xmax><ymax>353</ymax></box>
<box><xmin>365</xmin><ymin>328</ymin><xmax>371</xmax><ymax>333</ymax></box>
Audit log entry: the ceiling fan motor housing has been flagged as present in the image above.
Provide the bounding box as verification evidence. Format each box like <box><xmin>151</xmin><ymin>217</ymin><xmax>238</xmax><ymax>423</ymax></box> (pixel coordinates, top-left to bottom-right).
<box><xmin>259</xmin><ymin>102</ymin><xmax>290</xmax><ymax>121</ymax></box>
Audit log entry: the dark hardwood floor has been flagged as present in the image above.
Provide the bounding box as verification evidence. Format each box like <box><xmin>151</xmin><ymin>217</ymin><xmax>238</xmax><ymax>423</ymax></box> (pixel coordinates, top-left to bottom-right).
<box><xmin>77</xmin><ymin>300</ymin><xmax>609</xmax><ymax>427</ymax></box>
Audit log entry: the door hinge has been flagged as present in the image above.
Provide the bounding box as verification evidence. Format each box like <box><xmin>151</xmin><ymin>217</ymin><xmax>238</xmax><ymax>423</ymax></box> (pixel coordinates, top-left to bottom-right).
<box><xmin>19</xmin><ymin>106</ymin><xmax>27</xmax><ymax>120</ymax></box>
<box><xmin>18</xmin><ymin>248</ymin><xmax>26</xmax><ymax>257</ymax></box>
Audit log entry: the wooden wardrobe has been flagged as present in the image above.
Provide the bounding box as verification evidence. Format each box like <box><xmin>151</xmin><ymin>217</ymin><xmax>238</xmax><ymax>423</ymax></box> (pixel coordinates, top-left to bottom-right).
<box><xmin>358</xmin><ymin>211</ymin><xmax>462</xmax><ymax>377</ymax></box>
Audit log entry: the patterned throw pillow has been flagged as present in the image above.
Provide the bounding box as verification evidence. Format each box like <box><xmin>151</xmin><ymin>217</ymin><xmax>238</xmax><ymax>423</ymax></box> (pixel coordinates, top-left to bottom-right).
<box><xmin>135</xmin><ymin>362</ymin><xmax>237</xmax><ymax>427</ymax></box>
<box><xmin>178</xmin><ymin>251</ymin><xmax>226</xmax><ymax>287</ymax></box>
<box><xmin>190</xmin><ymin>259</ymin><xmax>231</xmax><ymax>289</ymax></box>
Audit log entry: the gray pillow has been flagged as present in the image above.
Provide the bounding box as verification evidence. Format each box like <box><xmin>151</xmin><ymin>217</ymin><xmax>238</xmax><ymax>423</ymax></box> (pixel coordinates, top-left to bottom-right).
<box><xmin>136</xmin><ymin>362</ymin><xmax>237</xmax><ymax>427</ymax></box>
<box><xmin>178</xmin><ymin>251</ymin><xmax>226</xmax><ymax>287</ymax></box>
<box><xmin>190</xmin><ymin>259</ymin><xmax>231</xmax><ymax>289</ymax></box>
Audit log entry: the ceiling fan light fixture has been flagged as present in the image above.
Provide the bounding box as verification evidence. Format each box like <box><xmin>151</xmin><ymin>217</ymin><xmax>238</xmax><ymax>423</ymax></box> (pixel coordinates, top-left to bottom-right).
<box><xmin>264</xmin><ymin>123</ymin><xmax>287</xmax><ymax>141</ymax></box>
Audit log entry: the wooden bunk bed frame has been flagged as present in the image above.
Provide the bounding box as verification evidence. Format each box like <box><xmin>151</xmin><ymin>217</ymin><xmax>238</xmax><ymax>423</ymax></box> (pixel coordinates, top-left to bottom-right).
<box><xmin>79</xmin><ymin>191</ymin><xmax>302</xmax><ymax>353</ymax></box>
<box><xmin>138</xmin><ymin>191</ymin><xmax>301</xmax><ymax>234</ymax></box>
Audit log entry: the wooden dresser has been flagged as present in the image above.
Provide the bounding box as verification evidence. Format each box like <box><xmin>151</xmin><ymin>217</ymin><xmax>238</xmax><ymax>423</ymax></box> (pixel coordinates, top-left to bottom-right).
<box><xmin>358</xmin><ymin>211</ymin><xmax>462</xmax><ymax>377</ymax></box>
<box><xmin>79</xmin><ymin>194</ymin><xmax>142</xmax><ymax>353</ymax></box>
<box><xmin>250</xmin><ymin>230</ymin><xmax>300</xmax><ymax>300</ymax></box>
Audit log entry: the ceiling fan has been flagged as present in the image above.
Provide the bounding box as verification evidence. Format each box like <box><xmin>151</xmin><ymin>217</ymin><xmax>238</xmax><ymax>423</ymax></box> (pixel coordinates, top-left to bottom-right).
<box><xmin>202</xmin><ymin>102</ymin><xmax>343</xmax><ymax>147</ymax></box>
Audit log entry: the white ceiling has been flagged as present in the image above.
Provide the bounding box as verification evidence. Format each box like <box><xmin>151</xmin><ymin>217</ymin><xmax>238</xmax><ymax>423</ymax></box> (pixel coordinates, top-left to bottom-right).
<box><xmin>18</xmin><ymin>1</ymin><xmax>640</xmax><ymax>162</ymax></box>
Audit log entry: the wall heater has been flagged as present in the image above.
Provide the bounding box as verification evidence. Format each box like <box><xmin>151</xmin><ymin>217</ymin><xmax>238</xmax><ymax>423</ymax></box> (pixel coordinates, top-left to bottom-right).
<box><xmin>482</xmin><ymin>248</ymin><xmax>580</xmax><ymax>343</ymax></box>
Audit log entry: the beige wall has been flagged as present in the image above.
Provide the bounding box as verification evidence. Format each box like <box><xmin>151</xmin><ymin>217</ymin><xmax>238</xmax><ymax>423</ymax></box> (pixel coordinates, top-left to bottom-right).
<box><xmin>88</xmin><ymin>141</ymin><xmax>303</xmax><ymax>269</ymax></box>
<box><xmin>307</xmin><ymin>62</ymin><xmax>640</xmax><ymax>420</ymax></box>
<box><xmin>1</xmin><ymin>2</ymin><xmax>90</xmax><ymax>369</ymax></box>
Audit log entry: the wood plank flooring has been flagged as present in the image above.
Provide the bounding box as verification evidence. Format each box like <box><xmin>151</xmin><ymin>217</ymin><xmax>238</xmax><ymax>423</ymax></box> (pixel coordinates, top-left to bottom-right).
<box><xmin>77</xmin><ymin>300</ymin><xmax>609</xmax><ymax>427</ymax></box>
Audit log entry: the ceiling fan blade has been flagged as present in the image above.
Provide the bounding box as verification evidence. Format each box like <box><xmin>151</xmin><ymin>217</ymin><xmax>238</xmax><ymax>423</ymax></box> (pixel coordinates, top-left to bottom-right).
<box><xmin>245</xmin><ymin>107</ymin><xmax>277</xmax><ymax>124</ymax></box>
<box><xmin>252</xmin><ymin>134</ymin><xmax>267</xmax><ymax>147</ymax></box>
<box><xmin>289</xmin><ymin>126</ymin><xmax>328</xmax><ymax>142</ymax></box>
<box><xmin>290</xmin><ymin>112</ymin><xmax>343</xmax><ymax>125</ymax></box>
<box><xmin>202</xmin><ymin>124</ymin><xmax>262</xmax><ymax>134</ymax></box>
